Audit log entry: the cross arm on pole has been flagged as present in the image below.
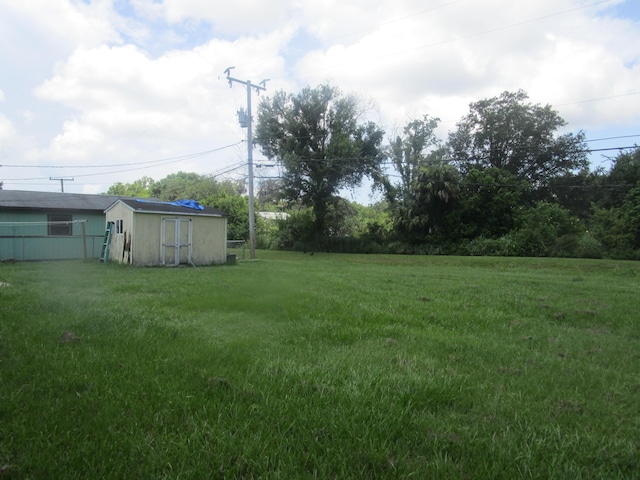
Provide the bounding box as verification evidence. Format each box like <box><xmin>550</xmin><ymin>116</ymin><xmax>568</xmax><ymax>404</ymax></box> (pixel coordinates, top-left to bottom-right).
<box><xmin>224</xmin><ymin>67</ymin><xmax>268</xmax><ymax>94</ymax></box>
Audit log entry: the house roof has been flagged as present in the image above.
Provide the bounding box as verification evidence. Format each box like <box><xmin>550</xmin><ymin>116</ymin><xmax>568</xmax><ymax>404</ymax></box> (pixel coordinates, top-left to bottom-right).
<box><xmin>258</xmin><ymin>211</ymin><xmax>289</xmax><ymax>220</ymax></box>
<box><xmin>109</xmin><ymin>198</ymin><xmax>226</xmax><ymax>217</ymax></box>
<box><xmin>0</xmin><ymin>190</ymin><xmax>140</xmax><ymax>212</ymax></box>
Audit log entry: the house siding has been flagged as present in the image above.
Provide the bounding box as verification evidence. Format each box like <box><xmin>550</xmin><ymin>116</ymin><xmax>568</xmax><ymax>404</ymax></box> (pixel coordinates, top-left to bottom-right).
<box><xmin>0</xmin><ymin>209</ymin><xmax>107</xmax><ymax>261</ymax></box>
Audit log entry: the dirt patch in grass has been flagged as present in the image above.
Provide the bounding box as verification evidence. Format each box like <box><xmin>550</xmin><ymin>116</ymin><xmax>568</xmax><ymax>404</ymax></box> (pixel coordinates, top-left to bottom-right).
<box><xmin>60</xmin><ymin>331</ymin><xmax>81</xmax><ymax>343</ymax></box>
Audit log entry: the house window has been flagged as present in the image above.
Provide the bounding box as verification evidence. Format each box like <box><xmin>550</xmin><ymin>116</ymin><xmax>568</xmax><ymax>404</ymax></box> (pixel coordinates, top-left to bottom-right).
<box><xmin>115</xmin><ymin>219</ymin><xmax>124</xmax><ymax>234</ymax></box>
<box><xmin>48</xmin><ymin>214</ymin><xmax>73</xmax><ymax>236</ymax></box>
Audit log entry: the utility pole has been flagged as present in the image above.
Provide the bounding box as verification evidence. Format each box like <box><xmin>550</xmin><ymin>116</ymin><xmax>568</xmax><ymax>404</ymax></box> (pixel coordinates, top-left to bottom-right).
<box><xmin>50</xmin><ymin>177</ymin><xmax>74</xmax><ymax>193</ymax></box>
<box><xmin>224</xmin><ymin>66</ymin><xmax>269</xmax><ymax>260</ymax></box>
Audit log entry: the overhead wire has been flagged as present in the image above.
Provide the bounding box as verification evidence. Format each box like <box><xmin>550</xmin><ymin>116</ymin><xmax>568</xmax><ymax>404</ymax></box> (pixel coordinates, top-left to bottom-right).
<box><xmin>1</xmin><ymin>141</ymin><xmax>244</xmax><ymax>170</ymax></box>
<box><xmin>2</xmin><ymin>141</ymin><xmax>245</xmax><ymax>182</ymax></box>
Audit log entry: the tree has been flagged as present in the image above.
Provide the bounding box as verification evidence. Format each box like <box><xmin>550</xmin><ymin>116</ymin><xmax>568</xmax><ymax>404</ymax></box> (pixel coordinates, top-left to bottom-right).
<box><xmin>384</xmin><ymin>116</ymin><xmax>444</xmax><ymax>242</ymax></box>
<box><xmin>448</xmin><ymin>90</ymin><xmax>588</xmax><ymax>187</ymax></box>
<box><xmin>255</xmin><ymin>84</ymin><xmax>385</xmax><ymax>248</ymax></box>
<box><xmin>413</xmin><ymin>163</ymin><xmax>461</xmax><ymax>235</ymax></box>
<box><xmin>106</xmin><ymin>176</ymin><xmax>155</xmax><ymax>197</ymax></box>
<box><xmin>453</xmin><ymin>167</ymin><xmax>529</xmax><ymax>240</ymax></box>
<box><xmin>512</xmin><ymin>202</ymin><xmax>582</xmax><ymax>257</ymax></box>
<box><xmin>256</xmin><ymin>177</ymin><xmax>285</xmax><ymax>207</ymax></box>
<box><xmin>547</xmin><ymin>167</ymin><xmax>605</xmax><ymax>220</ymax></box>
<box><xmin>203</xmin><ymin>193</ymin><xmax>251</xmax><ymax>240</ymax></box>
<box><xmin>150</xmin><ymin>172</ymin><xmax>244</xmax><ymax>202</ymax></box>
<box><xmin>386</xmin><ymin>115</ymin><xmax>441</xmax><ymax>205</ymax></box>
<box><xmin>394</xmin><ymin>163</ymin><xmax>460</xmax><ymax>243</ymax></box>
<box><xmin>591</xmin><ymin>179</ymin><xmax>640</xmax><ymax>259</ymax></box>
<box><xmin>599</xmin><ymin>147</ymin><xmax>640</xmax><ymax>209</ymax></box>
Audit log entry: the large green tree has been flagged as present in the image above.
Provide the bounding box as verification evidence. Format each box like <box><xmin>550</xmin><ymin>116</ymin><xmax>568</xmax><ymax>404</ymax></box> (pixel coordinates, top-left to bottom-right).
<box><xmin>599</xmin><ymin>147</ymin><xmax>640</xmax><ymax>209</ymax></box>
<box><xmin>255</xmin><ymin>84</ymin><xmax>385</xmax><ymax>247</ymax></box>
<box><xmin>453</xmin><ymin>167</ymin><xmax>529</xmax><ymax>240</ymax></box>
<box><xmin>591</xmin><ymin>148</ymin><xmax>640</xmax><ymax>258</ymax></box>
<box><xmin>386</xmin><ymin>115</ymin><xmax>441</xmax><ymax>205</ymax></box>
<box><xmin>149</xmin><ymin>172</ymin><xmax>244</xmax><ymax>202</ymax></box>
<box><xmin>412</xmin><ymin>163</ymin><xmax>461</xmax><ymax>236</ymax></box>
<box><xmin>203</xmin><ymin>193</ymin><xmax>251</xmax><ymax>240</ymax></box>
<box><xmin>448</xmin><ymin>90</ymin><xmax>588</xmax><ymax>187</ymax></box>
<box><xmin>106</xmin><ymin>176</ymin><xmax>155</xmax><ymax>197</ymax></box>
<box><xmin>256</xmin><ymin>178</ymin><xmax>285</xmax><ymax>207</ymax></box>
<box><xmin>384</xmin><ymin>116</ymin><xmax>444</xmax><ymax>242</ymax></box>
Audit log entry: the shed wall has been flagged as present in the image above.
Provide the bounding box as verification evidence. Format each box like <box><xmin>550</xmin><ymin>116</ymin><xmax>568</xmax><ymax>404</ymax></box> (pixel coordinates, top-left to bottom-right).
<box><xmin>105</xmin><ymin>207</ymin><xmax>227</xmax><ymax>266</ymax></box>
<box><xmin>131</xmin><ymin>212</ymin><xmax>162</xmax><ymax>266</ymax></box>
<box><xmin>190</xmin><ymin>215</ymin><xmax>227</xmax><ymax>265</ymax></box>
<box><xmin>105</xmin><ymin>203</ymin><xmax>135</xmax><ymax>264</ymax></box>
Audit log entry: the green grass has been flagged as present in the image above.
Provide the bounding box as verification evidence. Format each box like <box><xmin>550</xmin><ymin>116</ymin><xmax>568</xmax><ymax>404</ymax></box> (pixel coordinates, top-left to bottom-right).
<box><xmin>1</xmin><ymin>252</ymin><xmax>639</xmax><ymax>479</ymax></box>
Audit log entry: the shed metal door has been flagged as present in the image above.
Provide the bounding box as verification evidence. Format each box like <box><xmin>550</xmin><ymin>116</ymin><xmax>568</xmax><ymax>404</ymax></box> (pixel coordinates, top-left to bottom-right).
<box><xmin>161</xmin><ymin>217</ymin><xmax>192</xmax><ymax>266</ymax></box>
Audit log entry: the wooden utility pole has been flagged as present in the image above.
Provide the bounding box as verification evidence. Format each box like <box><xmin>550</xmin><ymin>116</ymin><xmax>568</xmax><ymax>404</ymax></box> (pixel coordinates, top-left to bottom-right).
<box><xmin>50</xmin><ymin>177</ymin><xmax>74</xmax><ymax>192</ymax></box>
<box><xmin>224</xmin><ymin>67</ymin><xmax>269</xmax><ymax>260</ymax></box>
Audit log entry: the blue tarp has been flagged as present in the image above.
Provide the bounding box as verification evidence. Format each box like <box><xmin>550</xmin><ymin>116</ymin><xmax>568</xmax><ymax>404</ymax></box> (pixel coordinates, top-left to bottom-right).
<box><xmin>135</xmin><ymin>198</ymin><xmax>205</xmax><ymax>210</ymax></box>
<box><xmin>171</xmin><ymin>199</ymin><xmax>205</xmax><ymax>210</ymax></box>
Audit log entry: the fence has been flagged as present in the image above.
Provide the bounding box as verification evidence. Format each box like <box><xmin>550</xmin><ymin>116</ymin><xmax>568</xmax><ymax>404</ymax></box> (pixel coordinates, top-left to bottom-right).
<box><xmin>226</xmin><ymin>240</ymin><xmax>246</xmax><ymax>260</ymax></box>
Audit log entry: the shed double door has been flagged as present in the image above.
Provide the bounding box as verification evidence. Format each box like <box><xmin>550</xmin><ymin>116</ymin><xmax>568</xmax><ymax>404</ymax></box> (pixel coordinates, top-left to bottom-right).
<box><xmin>161</xmin><ymin>217</ymin><xmax>192</xmax><ymax>266</ymax></box>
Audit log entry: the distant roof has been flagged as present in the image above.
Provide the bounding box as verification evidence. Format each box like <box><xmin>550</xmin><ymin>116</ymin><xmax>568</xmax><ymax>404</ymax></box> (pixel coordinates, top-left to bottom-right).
<box><xmin>0</xmin><ymin>190</ymin><xmax>144</xmax><ymax>212</ymax></box>
<box><xmin>110</xmin><ymin>198</ymin><xmax>226</xmax><ymax>217</ymax></box>
<box><xmin>258</xmin><ymin>211</ymin><xmax>289</xmax><ymax>220</ymax></box>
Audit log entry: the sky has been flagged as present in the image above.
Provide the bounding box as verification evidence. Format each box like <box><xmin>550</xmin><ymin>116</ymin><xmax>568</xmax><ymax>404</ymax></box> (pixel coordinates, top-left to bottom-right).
<box><xmin>0</xmin><ymin>0</ymin><xmax>639</xmax><ymax>204</ymax></box>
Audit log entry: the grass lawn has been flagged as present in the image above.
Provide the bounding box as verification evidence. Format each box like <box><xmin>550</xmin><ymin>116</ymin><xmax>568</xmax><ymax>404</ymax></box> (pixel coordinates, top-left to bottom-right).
<box><xmin>1</xmin><ymin>251</ymin><xmax>639</xmax><ymax>479</ymax></box>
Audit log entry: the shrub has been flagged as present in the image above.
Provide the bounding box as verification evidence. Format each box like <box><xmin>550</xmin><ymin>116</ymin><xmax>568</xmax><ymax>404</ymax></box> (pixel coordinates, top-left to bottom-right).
<box><xmin>512</xmin><ymin>202</ymin><xmax>582</xmax><ymax>257</ymax></box>
<box><xmin>464</xmin><ymin>235</ymin><xmax>517</xmax><ymax>256</ymax></box>
<box><xmin>575</xmin><ymin>232</ymin><xmax>604</xmax><ymax>259</ymax></box>
<box><xmin>552</xmin><ymin>233</ymin><xmax>580</xmax><ymax>258</ymax></box>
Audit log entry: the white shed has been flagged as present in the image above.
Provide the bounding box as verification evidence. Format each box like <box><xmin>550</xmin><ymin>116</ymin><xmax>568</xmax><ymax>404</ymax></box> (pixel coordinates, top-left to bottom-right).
<box><xmin>104</xmin><ymin>199</ymin><xmax>227</xmax><ymax>266</ymax></box>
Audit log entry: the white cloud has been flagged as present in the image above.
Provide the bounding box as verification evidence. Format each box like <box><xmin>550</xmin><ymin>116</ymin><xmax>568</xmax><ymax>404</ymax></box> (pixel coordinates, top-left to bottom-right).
<box><xmin>0</xmin><ymin>114</ymin><xmax>16</xmax><ymax>143</ymax></box>
<box><xmin>0</xmin><ymin>0</ymin><xmax>121</xmax><ymax>51</ymax></box>
<box><xmin>293</xmin><ymin>0</ymin><xmax>640</xmax><ymax>133</ymax></box>
<box><xmin>0</xmin><ymin>0</ymin><xmax>638</xmax><ymax>196</ymax></box>
<box><xmin>27</xmin><ymin>28</ymin><xmax>292</xmax><ymax>189</ymax></box>
<box><xmin>147</xmin><ymin>0</ymin><xmax>294</xmax><ymax>36</ymax></box>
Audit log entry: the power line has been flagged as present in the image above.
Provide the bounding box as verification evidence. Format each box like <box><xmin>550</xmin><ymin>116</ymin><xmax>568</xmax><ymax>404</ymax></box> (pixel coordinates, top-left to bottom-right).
<box><xmin>2</xmin><ymin>142</ymin><xmax>245</xmax><ymax>182</ymax></box>
<box><xmin>584</xmin><ymin>134</ymin><xmax>640</xmax><ymax>143</ymax></box>
<box><xmin>0</xmin><ymin>142</ymin><xmax>244</xmax><ymax>170</ymax></box>
<box><xmin>555</xmin><ymin>92</ymin><xmax>640</xmax><ymax>107</ymax></box>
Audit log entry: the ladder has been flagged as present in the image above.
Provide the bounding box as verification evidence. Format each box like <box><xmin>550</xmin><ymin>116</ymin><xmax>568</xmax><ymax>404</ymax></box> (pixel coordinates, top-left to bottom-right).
<box><xmin>99</xmin><ymin>221</ymin><xmax>114</xmax><ymax>262</ymax></box>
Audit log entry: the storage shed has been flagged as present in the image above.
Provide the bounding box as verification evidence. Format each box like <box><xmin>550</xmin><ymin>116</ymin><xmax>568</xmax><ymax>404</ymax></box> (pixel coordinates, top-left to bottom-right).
<box><xmin>0</xmin><ymin>190</ymin><xmax>132</xmax><ymax>261</ymax></box>
<box><xmin>104</xmin><ymin>199</ymin><xmax>227</xmax><ymax>266</ymax></box>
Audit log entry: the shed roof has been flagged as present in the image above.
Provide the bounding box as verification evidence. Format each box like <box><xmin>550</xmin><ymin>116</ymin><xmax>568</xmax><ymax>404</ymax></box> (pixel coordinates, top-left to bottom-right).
<box><xmin>108</xmin><ymin>198</ymin><xmax>226</xmax><ymax>217</ymax></box>
<box><xmin>0</xmin><ymin>190</ymin><xmax>143</xmax><ymax>212</ymax></box>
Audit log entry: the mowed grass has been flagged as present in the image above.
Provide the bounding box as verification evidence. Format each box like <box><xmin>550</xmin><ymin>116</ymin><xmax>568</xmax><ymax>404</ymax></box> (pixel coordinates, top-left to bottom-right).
<box><xmin>1</xmin><ymin>252</ymin><xmax>639</xmax><ymax>479</ymax></box>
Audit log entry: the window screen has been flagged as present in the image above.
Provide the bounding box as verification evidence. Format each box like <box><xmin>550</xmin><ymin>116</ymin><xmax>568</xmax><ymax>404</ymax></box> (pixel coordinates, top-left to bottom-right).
<box><xmin>48</xmin><ymin>214</ymin><xmax>73</xmax><ymax>236</ymax></box>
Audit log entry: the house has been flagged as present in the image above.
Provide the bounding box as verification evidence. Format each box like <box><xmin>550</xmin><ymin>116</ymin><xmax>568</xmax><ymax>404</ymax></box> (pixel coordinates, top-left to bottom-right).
<box><xmin>104</xmin><ymin>198</ymin><xmax>227</xmax><ymax>266</ymax></box>
<box><xmin>0</xmin><ymin>190</ymin><xmax>132</xmax><ymax>261</ymax></box>
<box><xmin>258</xmin><ymin>211</ymin><xmax>289</xmax><ymax>221</ymax></box>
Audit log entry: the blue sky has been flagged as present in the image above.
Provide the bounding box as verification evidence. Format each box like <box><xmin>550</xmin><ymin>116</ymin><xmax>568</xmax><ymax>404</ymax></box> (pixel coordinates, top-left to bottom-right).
<box><xmin>0</xmin><ymin>0</ymin><xmax>638</xmax><ymax>202</ymax></box>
